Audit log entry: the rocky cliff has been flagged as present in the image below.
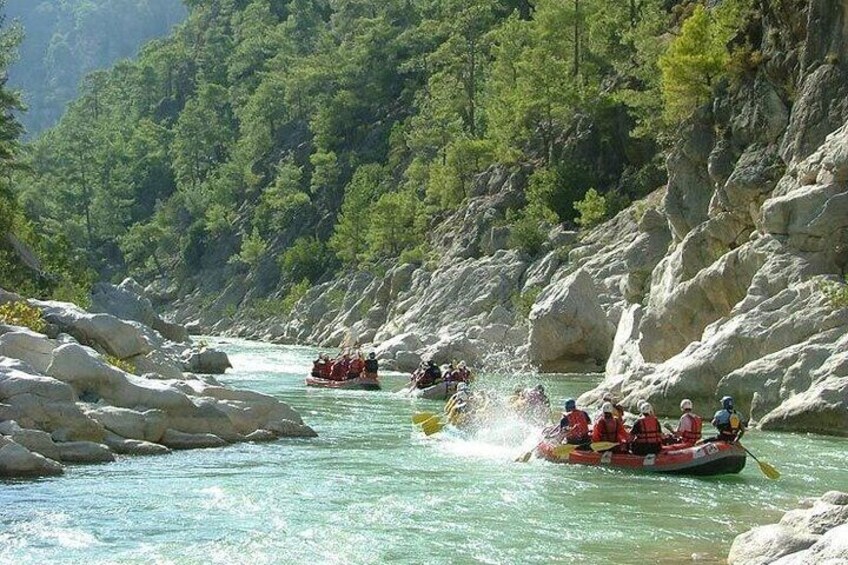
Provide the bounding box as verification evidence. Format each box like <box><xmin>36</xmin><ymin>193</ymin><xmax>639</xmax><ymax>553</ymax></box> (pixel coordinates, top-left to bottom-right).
<box><xmin>165</xmin><ymin>0</ymin><xmax>848</xmax><ymax>436</ymax></box>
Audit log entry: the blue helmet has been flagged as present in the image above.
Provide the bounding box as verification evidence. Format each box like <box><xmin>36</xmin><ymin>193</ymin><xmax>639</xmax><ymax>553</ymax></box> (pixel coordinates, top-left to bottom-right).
<box><xmin>721</xmin><ymin>396</ymin><xmax>734</xmax><ymax>410</ymax></box>
<box><xmin>564</xmin><ymin>398</ymin><xmax>576</xmax><ymax>411</ymax></box>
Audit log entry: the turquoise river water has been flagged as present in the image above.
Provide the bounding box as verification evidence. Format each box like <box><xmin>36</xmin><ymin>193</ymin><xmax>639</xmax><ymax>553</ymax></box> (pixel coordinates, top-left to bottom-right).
<box><xmin>2</xmin><ymin>338</ymin><xmax>847</xmax><ymax>564</ymax></box>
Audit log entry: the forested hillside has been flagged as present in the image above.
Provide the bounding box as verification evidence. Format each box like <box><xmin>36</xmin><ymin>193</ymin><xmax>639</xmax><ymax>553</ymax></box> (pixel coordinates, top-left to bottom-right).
<box><xmin>6</xmin><ymin>0</ymin><xmax>186</xmax><ymax>136</ymax></box>
<box><xmin>6</xmin><ymin>0</ymin><xmax>750</xmax><ymax>308</ymax></box>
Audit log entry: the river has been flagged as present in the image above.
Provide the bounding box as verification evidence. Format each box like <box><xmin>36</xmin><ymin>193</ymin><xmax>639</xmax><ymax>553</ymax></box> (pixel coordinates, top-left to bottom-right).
<box><xmin>2</xmin><ymin>339</ymin><xmax>846</xmax><ymax>564</ymax></box>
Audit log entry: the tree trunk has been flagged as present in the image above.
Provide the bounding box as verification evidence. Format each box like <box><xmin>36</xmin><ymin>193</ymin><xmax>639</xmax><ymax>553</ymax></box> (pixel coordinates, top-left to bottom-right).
<box><xmin>573</xmin><ymin>0</ymin><xmax>581</xmax><ymax>77</ymax></box>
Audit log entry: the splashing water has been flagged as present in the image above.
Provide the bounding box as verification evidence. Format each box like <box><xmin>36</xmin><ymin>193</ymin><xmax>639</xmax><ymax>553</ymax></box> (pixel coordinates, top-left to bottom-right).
<box><xmin>1</xmin><ymin>338</ymin><xmax>846</xmax><ymax>565</ymax></box>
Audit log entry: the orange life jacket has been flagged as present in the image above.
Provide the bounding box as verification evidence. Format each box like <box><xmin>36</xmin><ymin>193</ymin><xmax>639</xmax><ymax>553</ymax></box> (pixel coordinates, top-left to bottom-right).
<box><xmin>631</xmin><ymin>415</ymin><xmax>662</xmax><ymax>446</ymax></box>
<box><xmin>564</xmin><ymin>410</ymin><xmax>590</xmax><ymax>441</ymax></box>
<box><xmin>594</xmin><ymin>416</ymin><xmax>623</xmax><ymax>443</ymax></box>
<box><xmin>680</xmin><ymin>412</ymin><xmax>702</xmax><ymax>444</ymax></box>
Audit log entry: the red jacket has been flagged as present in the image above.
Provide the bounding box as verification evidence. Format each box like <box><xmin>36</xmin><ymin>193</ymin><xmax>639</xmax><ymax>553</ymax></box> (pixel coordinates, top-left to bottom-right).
<box><xmin>592</xmin><ymin>415</ymin><xmax>629</xmax><ymax>444</ymax></box>
<box><xmin>561</xmin><ymin>410</ymin><xmax>591</xmax><ymax>442</ymax></box>
<box><xmin>631</xmin><ymin>415</ymin><xmax>662</xmax><ymax>446</ymax></box>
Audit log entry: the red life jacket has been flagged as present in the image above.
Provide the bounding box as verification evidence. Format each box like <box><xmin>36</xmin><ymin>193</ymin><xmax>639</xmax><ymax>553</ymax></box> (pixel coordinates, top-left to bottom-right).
<box><xmin>330</xmin><ymin>362</ymin><xmax>347</xmax><ymax>380</ymax></box>
<box><xmin>631</xmin><ymin>415</ymin><xmax>662</xmax><ymax>445</ymax></box>
<box><xmin>595</xmin><ymin>416</ymin><xmax>622</xmax><ymax>443</ymax></box>
<box><xmin>349</xmin><ymin>358</ymin><xmax>364</xmax><ymax>374</ymax></box>
<box><xmin>564</xmin><ymin>410</ymin><xmax>590</xmax><ymax>441</ymax></box>
<box><xmin>680</xmin><ymin>412</ymin><xmax>702</xmax><ymax>443</ymax></box>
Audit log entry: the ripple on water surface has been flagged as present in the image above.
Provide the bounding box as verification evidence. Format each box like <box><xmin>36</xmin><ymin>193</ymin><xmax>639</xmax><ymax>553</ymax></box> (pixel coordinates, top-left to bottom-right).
<box><xmin>1</xmin><ymin>338</ymin><xmax>847</xmax><ymax>564</ymax></box>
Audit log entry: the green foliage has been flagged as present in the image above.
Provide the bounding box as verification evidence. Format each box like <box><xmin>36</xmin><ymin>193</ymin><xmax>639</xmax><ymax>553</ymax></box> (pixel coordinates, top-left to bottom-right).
<box><xmin>103</xmin><ymin>354</ymin><xmax>135</xmax><ymax>374</ymax></box>
<box><xmin>0</xmin><ymin>301</ymin><xmax>46</xmax><ymax>333</ymax></box>
<box><xmin>820</xmin><ymin>278</ymin><xmax>848</xmax><ymax>309</ymax></box>
<box><xmin>278</xmin><ymin>236</ymin><xmax>332</xmax><ymax>284</ymax></box>
<box><xmin>659</xmin><ymin>1</ymin><xmax>751</xmax><ymax>123</ymax></box>
<box><xmin>10</xmin><ymin>0</ymin><xmax>719</xmax><ymax>302</ymax></box>
<box><xmin>511</xmin><ymin>285</ymin><xmax>542</xmax><ymax>321</ymax></box>
<box><xmin>233</xmin><ymin>228</ymin><xmax>268</xmax><ymax>268</ymax></box>
<box><xmin>5</xmin><ymin>0</ymin><xmax>186</xmax><ymax>135</ymax></box>
<box><xmin>325</xmin><ymin>288</ymin><xmax>346</xmax><ymax>310</ymax></box>
<box><xmin>364</xmin><ymin>190</ymin><xmax>425</xmax><ymax>261</ymax></box>
<box><xmin>574</xmin><ymin>188</ymin><xmax>608</xmax><ymax>228</ymax></box>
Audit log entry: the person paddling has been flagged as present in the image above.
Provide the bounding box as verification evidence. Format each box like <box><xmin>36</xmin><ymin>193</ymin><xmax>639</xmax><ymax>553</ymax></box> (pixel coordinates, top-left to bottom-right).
<box><xmin>592</xmin><ymin>402</ymin><xmax>628</xmax><ymax>452</ymax></box>
<box><xmin>364</xmin><ymin>352</ymin><xmax>379</xmax><ymax>379</ymax></box>
<box><xmin>347</xmin><ymin>352</ymin><xmax>365</xmax><ymax>380</ymax></box>
<box><xmin>711</xmin><ymin>396</ymin><xmax>745</xmax><ymax>442</ymax></box>
<box><xmin>672</xmin><ymin>399</ymin><xmax>702</xmax><ymax>445</ymax></box>
<box><xmin>559</xmin><ymin>398</ymin><xmax>591</xmax><ymax>446</ymax></box>
<box><xmin>629</xmin><ymin>402</ymin><xmax>663</xmax><ymax>455</ymax></box>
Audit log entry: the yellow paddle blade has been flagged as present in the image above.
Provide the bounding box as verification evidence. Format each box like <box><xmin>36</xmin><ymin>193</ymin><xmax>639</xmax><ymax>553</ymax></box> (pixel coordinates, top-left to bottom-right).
<box><xmin>590</xmin><ymin>442</ymin><xmax>619</xmax><ymax>452</ymax></box>
<box><xmin>412</xmin><ymin>411</ymin><xmax>438</xmax><ymax>425</ymax></box>
<box><xmin>758</xmin><ymin>460</ymin><xmax>781</xmax><ymax>480</ymax></box>
<box><xmin>552</xmin><ymin>444</ymin><xmax>578</xmax><ymax>458</ymax></box>
<box><xmin>422</xmin><ymin>418</ymin><xmax>445</xmax><ymax>436</ymax></box>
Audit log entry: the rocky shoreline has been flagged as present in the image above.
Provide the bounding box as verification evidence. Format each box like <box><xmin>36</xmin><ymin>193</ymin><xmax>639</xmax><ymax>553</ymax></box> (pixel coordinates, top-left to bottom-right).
<box><xmin>728</xmin><ymin>491</ymin><xmax>848</xmax><ymax>565</ymax></box>
<box><xmin>0</xmin><ymin>282</ymin><xmax>315</xmax><ymax>479</ymax></box>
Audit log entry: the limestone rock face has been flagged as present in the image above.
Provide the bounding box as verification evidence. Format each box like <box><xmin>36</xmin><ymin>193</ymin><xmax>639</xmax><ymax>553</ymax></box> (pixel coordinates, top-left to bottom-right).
<box><xmin>527</xmin><ymin>269</ymin><xmax>614</xmax><ymax>371</ymax></box>
<box><xmin>91</xmin><ymin>279</ymin><xmax>188</xmax><ymax>343</ymax></box>
<box><xmin>728</xmin><ymin>491</ymin><xmax>848</xmax><ymax>565</ymax></box>
<box><xmin>584</xmin><ymin>119</ymin><xmax>848</xmax><ymax>431</ymax></box>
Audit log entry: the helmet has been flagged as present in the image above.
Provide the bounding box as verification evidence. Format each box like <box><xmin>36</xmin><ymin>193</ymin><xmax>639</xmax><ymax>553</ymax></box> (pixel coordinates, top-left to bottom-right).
<box><xmin>369</xmin><ymin>352</ymin><xmax>376</xmax><ymax>359</ymax></box>
<box><xmin>680</xmin><ymin>399</ymin><xmax>693</xmax><ymax>411</ymax></box>
<box><xmin>564</xmin><ymin>398</ymin><xmax>576</xmax><ymax>411</ymax></box>
<box><xmin>640</xmin><ymin>402</ymin><xmax>653</xmax><ymax>415</ymax></box>
<box><xmin>534</xmin><ymin>384</ymin><xmax>545</xmax><ymax>392</ymax></box>
<box><xmin>457</xmin><ymin>382</ymin><xmax>469</xmax><ymax>392</ymax></box>
<box><xmin>427</xmin><ymin>360</ymin><xmax>435</xmax><ymax>367</ymax></box>
<box><xmin>721</xmin><ymin>396</ymin><xmax>734</xmax><ymax>410</ymax></box>
<box><xmin>459</xmin><ymin>361</ymin><xmax>466</xmax><ymax>368</ymax></box>
<box><xmin>601</xmin><ymin>402</ymin><xmax>614</xmax><ymax>414</ymax></box>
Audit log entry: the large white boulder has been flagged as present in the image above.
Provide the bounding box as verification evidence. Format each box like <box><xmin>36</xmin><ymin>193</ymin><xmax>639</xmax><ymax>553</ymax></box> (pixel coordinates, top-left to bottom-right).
<box><xmin>728</xmin><ymin>491</ymin><xmax>848</xmax><ymax>565</ymax></box>
<box><xmin>0</xmin><ymin>330</ymin><xmax>59</xmax><ymax>373</ymax></box>
<box><xmin>35</xmin><ymin>299</ymin><xmax>151</xmax><ymax>359</ymax></box>
<box><xmin>90</xmin><ymin>279</ymin><xmax>188</xmax><ymax>343</ymax></box>
<box><xmin>527</xmin><ymin>269</ymin><xmax>615</xmax><ymax>372</ymax></box>
<box><xmin>0</xmin><ymin>437</ymin><xmax>64</xmax><ymax>477</ymax></box>
<box><xmin>182</xmin><ymin>348</ymin><xmax>231</xmax><ymax>374</ymax></box>
<box><xmin>56</xmin><ymin>441</ymin><xmax>114</xmax><ymax>463</ymax></box>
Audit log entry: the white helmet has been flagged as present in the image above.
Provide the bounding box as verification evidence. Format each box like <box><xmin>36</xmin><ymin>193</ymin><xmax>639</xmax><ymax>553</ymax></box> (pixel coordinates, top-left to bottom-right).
<box><xmin>601</xmin><ymin>402</ymin><xmax>614</xmax><ymax>414</ymax></box>
<box><xmin>640</xmin><ymin>402</ymin><xmax>653</xmax><ymax>415</ymax></box>
<box><xmin>680</xmin><ymin>399</ymin><xmax>693</xmax><ymax>411</ymax></box>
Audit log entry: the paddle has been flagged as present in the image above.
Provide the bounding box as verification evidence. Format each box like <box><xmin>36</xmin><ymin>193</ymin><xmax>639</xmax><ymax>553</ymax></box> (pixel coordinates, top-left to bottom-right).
<box><xmin>515</xmin><ymin>440</ymin><xmax>543</xmax><ymax>463</ymax></box>
<box><xmin>589</xmin><ymin>441</ymin><xmax>619</xmax><ymax>452</ymax></box>
<box><xmin>739</xmin><ymin>444</ymin><xmax>780</xmax><ymax>480</ymax></box>
<box><xmin>421</xmin><ymin>416</ymin><xmax>445</xmax><ymax>436</ymax></box>
<box><xmin>412</xmin><ymin>411</ymin><xmax>438</xmax><ymax>425</ymax></box>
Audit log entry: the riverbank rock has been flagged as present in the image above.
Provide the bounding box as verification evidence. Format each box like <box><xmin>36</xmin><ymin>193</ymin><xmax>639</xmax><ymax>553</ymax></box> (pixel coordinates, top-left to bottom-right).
<box><xmin>34</xmin><ymin>299</ymin><xmax>151</xmax><ymax>360</ymax></box>
<box><xmin>0</xmin><ymin>285</ymin><xmax>316</xmax><ymax>478</ymax></box>
<box><xmin>0</xmin><ymin>436</ymin><xmax>64</xmax><ymax>477</ymax></box>
<box><xmin>91</xmin><ymin>279</ymin><xmax>188</xmax><ymax>343</ymax></box>
<box><xmin>182</xmin><ymin>348</ymin><xmax>232</xmax><ymax>374</ymax></box>
<box><xmin>527</xmin><ymin>269</ymin><xmax>615</xmax><ymax>372</ymax></box>
<box><xmin>728</xmin><ymin>491</ymin><xmax>848</xmax><ymax>565</ymax></box>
